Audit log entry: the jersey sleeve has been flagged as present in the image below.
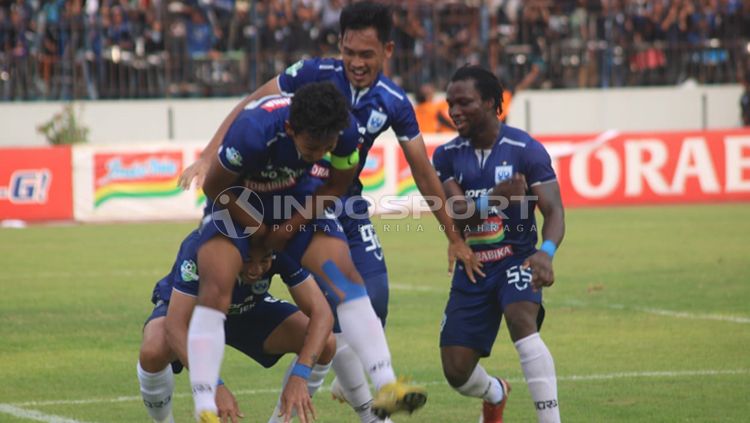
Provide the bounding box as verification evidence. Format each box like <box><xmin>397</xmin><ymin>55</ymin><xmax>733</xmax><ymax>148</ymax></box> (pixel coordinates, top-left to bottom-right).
<box><xmin>217</xmin><ymin>113</ymin><xmax>267</xmax><ymax>174</ymax></box>
<box><xmin>329</xmin><ymin>116</ymin><xmax>361</xmax><ymax>170</ymax></box>
<box><xmin>172</xmin><ymin>260</ymin><xmax>200</xmax><ymax>297</ymax></box>
<box><xmin>391</xmin><ymin>95</ymin><xmax>421</xmax><ymax>142</ymax></box>
<box><xmin>522</xmin><ymin>139</ymin><xmax>557</xmax><ymax>186</ymax></box>
<box><xmin>277</xmin><ymin>58</ymin><xmax>323</xmax><ymax>94</ymax></box>
<box><xmin>431</xmin><ymin>145</ymin><xmax>454</xmax><ymax>183</ymax></box>
<box><xmin>271</xmin><ymin>252</ymin><xmax>310</xmax><ymax>289</ymax></box>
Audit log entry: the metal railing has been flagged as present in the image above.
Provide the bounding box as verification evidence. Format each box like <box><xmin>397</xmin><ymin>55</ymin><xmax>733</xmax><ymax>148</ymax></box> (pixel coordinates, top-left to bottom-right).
<box><xmin>1</xmin><ymin>4</ymin><xmax>747</xmax><ymax>101</ymax></box>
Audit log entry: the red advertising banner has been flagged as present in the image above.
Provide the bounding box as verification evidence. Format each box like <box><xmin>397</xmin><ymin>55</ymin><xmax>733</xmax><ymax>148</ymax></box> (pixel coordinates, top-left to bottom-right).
<box><xmin>0</xmin><ymin>146</ymin><xmax>73</xmax><ymax>221</ymax></box>
<box><xmin>538</xmin><ymin>129</ymin><xmax>750</xmax><ymax>207</ymax></box>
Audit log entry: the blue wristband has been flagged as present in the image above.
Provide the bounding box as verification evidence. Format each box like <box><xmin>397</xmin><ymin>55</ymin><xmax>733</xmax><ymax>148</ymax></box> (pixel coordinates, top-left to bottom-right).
<box><xmin>476</xmin><ymin>195</ymin><xmax>490</xmax><ymax>214</ymax></box>
<box><xmin>540</xmin><ymin>240</ymin><xmax>557</xmax><ymax>258</ymax></box>
<box><xmin>290</xmin><ymin>363</ymin><xmax>312</xmax><ymax>380</ymax></box>
<box><xmin>217</xmin><ymin>378</ymin><xmax>224</xmax><ymax>386</ymax></box>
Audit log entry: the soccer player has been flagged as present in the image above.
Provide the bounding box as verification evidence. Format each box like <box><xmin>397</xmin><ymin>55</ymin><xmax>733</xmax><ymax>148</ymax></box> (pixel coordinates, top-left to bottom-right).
<box><xmin>180</xmin><ymin>3</ymin><xmax>480</xmax><ymax>420</ymax></box>
<box><xmin>137</xmin><ymin>232</ymin><xmax>336</xmax><ymax>423</ymax></box>
<box><xmin>432</xmin><ymin>65</ymin><xmax>565</xmax><ymax>423</ymax></box>
<box><xmin>189</xmin><ymin>81</ymin><xmax>426</xmax><ymax>422</ymax></box>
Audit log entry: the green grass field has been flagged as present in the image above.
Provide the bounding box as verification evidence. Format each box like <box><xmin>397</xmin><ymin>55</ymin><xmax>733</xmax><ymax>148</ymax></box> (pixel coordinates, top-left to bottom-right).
<box><xmin>1</xmin><ymin>204</ymin><xmax>749</xmax><ymax>422</ymax></box>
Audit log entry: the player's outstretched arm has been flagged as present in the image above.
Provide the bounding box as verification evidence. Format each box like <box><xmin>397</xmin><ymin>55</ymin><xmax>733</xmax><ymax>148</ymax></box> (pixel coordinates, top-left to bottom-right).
<box><xmin>278</xmin><ymin>277</ymin><xmax>334</xmax><ymax>423</ymax></box>
<box><xmin>178</xmin><ymin>77</ymin><xmax>283</xmax><ymax>190</ymax></box>
<box><xmin>523</xmin><ymin>181</ymin><xmax>565</xmax><ymax>290</ymax></box>
<box><xmin>164</xmin><ymin>291</ymin><xmax>245</xmax><ymax>422</ymax></box>
<box><xmin>401</xmin><ymin>135</ymin><xmax>483</xmax><ymax>282</ymax></box>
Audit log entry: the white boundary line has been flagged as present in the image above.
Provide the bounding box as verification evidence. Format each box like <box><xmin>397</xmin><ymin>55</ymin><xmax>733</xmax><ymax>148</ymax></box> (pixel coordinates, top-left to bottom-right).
<box><xmin>0</xmin><ymin>404</ymin><xmax>91</xmax><ymax>423</ymax></box>
<box><xmin>6</xmin><ymin>368</ymin><xmax>748</xmax><ymax>410</ymax></box>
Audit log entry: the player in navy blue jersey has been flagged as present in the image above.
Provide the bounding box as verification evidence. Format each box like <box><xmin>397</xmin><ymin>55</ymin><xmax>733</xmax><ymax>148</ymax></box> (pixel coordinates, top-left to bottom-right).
<box><xmin>189</xmin><ymin>81</ymin><xmax>426</xmax><ymax>422</ymax></box>
<box><xmin>137</xmin><ymin>230</ymin><xmax>336</xmax><ymax>423</ymax></box>
<box><xmin>432</xmin><ymin>65</ymin><xmax>564</xmax><ymax>423</ymax></box>
<box><xmin>180</xmin><ymin>3</ymin><xmax>478</xmax><ymax>421</ymax></box>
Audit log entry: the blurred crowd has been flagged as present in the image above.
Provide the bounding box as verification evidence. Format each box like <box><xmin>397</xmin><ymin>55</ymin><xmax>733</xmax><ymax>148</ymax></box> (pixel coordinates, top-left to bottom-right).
<box><xmin>1</xmin><ymin>0</ymin><xmax>749</xmax><ymax>101</ymax></box>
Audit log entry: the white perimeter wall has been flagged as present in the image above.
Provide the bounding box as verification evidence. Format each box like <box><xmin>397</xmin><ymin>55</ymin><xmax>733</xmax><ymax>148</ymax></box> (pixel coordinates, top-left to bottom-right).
<box><xmin>0</xmin><ymin>84</ymin><xmax>743</xmax><ymax>147</ymax></box>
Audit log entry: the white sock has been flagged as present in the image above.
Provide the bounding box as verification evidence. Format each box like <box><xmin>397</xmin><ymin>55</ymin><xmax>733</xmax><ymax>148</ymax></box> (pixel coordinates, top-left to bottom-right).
<box><xmin>309</xmin><ymin>362</ymin><xmax>332</xmax><ymax>397</ymax></box>
<box><xmin>137</xmin><ymin>362</ymin><xmax>175</xmax><ymax>423</ymax></box>
<box><xmin>188</xmin><ymin>305</ymin><xmax>226</xmax><ymax>417</ymax></box>
<box><xmin>515</xmin><ymin>333</ymin><xmax>560</xmax><ymax>423</ymax></box>
<box><xmin>455</xmin><ymin>363</ymin><xmax>505</xmax><ymax>404</ymax></box>
<box><xmin>268</xmin><ymin>358</ymin><xmax>331</xmax><ymax>423</ymax></box>
<box><xmin>332</xmin><ymin>334</ymin><xmax>373</xmax><ymax>408</ymax></box>
<box><xmin>268</xmin><ymin>357</ymin><xmax>297</xmax><ymax>423</ymax></box>
<box><xmin>336</xmin><ymin>296</ymin><xmax>395</xmax><ymax>390</ymax></box>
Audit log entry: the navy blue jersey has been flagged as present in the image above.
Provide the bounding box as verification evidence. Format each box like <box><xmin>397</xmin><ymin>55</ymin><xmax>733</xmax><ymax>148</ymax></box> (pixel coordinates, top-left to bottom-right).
<box><xmin>432</xmin><ymin>125</ymin><xmax>556</xmax><ymax>259</ymax></box>
<box><xmin>152</xmin><ymin>230</ymin><xmax>309</xmax><ymax>315</ymax></box>
<box><xmin>278</xmin><ymin>58</ymin><xmax>420</xmax><ymax>199</ymax></box>
<box><xmin>215</xmin><ymin>94</ymin><xmax>360</xmax><ymax>221</ymax></box>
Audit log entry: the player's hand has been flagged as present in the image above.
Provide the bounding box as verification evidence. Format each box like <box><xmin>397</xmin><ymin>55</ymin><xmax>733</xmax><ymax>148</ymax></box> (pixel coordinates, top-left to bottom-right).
<box><xmin>215</xmin><ymin>384</ymin><xmax>245</xmax><ymax>423</ymax></box>
<box><xmin>448</xmin><ymin>238</ymin><xmax>484</xmax><ymax>283</ymax></box>
<box><xmin>279</xmin><ymin>376</ymin><xmax>316</xmax><ymax>423</ymax></box>
<box><xmin>490</xmin><ymin>173</ymin><xmax>527</xmax><ymax>202</ymax></box>
<box><xmin>522</xmin><ymin>251</ymin><xmax>555</xmax><ymax>291</ymax></box>
<box><xmin>178</xmin><ymin>157</ymin><xmax>210</xmax><ymax>190</ymax></box>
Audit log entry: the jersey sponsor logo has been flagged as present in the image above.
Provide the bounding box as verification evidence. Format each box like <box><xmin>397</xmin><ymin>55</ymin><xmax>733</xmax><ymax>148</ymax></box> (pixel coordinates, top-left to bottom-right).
<box><xmin>495</xmin><ymin>165</ymin><xmax>513</xmax><ymax>183</ymax></box>
<box><xmin>244</xmin><ymin>166</ymin><xmax>307</xmax><ymax>192</ymax></box>
<box><xmin>473</xmin><ymin>245</ymin><xmax>514</xmax><ymax>263</ymax></box>
<box><xmin>0</xmin><ymin>170</ymin><xmax>51</xmax><ymax>204</ymax></box>
<box><xmin>466</xmin><ymin>215</ymin><xmax>505</xmax><ymax>246</ymax></box>
<box><xmin>225</xmin><ymin>147</ymin><xmax>243</xmax><ymax>167</ymax></box>
<box><xmin>310</xmin><ymin>163</ymin><xmax>330</xmax><ymax>178</ymax></box>
<box><xmin>464</xmin><ymin>188</ymin><xmax>491</xmax><ymax>199</ymax></box>
<box><xmin>260</xmin><ymin>97</ymin><xmax>292</xmax><ymax>112</ymax></box>
<box><xmin>285</xmin><ymin>60</ymin><xmax>304</xmax><ymax>77</ymax></box>
<box><xmin>251</xmin><ymin>278</ymin><xmax>270</xmax><ymax>295</ymax></box>
<box><xmin>366</xmin><ymin>109</ymin><xmax>387</xmax><ymax>134</ymax></box>
<box><xmin>180</xmin><ymin>259</ymin><xmax>199</xmax><ymax>282</ymax></box>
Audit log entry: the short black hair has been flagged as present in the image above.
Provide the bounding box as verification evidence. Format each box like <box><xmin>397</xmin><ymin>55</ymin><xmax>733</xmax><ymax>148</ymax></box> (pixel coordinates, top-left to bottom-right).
<box><xmin>289</xmin><ymin>82</ymin><xmax>350</xmax><ymax>141</ymax></box>
<box><xmin>340</xmin><ymin>1</ymin><xmax>392</xmax><ymax>44</ymax></box>
<box><xmin>450</xmin><ymin>65</ymin><xmax>504</xmax><ymax>114</ymax></box>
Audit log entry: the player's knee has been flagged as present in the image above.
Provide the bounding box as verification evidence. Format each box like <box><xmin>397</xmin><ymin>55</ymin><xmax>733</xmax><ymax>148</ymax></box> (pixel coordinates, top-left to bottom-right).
<box><xmin>442</xmin><ymin>355</ymin><xmax>473</xmax><ymax>388</ymax></box>
<box><xmin>505</xmin><ymin>314</ymin><xmax>538</xmax><ymax>342</ymax></box>
<box><xmin>319</xmin><ymin>333</ymin><xmax>336</xmax><ymax>364</ymax></box>
<box><xmin>139</xmin><ymin>340</ymin><xmax>171</xmax><ymax>372</ymax></box>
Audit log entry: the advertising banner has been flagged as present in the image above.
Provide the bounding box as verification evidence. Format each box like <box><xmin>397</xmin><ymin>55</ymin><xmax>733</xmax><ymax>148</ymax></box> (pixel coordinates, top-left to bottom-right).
<box><xmin>73</xmin><ymin>145</ymin><xmax>202</xmax><ymax>221</ymax></box>
<box><xmin>537</xmin><ymin>129</ymin><xmax>750</xmax><ymax>207</ymax></box>
<box><xmin>0</xmin><ymin>146</ymin><xmax>73</xmax><ymax>221</ymax></box>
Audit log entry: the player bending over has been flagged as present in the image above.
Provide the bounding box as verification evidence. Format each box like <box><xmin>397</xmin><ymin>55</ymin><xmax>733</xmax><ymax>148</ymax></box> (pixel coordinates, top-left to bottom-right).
<box><xmin>137</xmin><ymin>232</ymin><xmax>335</xmax><ymax>423</ymax></box>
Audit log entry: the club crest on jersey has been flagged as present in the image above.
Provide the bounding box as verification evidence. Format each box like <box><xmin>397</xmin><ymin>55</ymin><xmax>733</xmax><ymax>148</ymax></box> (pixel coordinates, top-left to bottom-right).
<box><xmin>495</xmin><ymin>165</ymin><xmax>513</xmax><ymax>183</ymax></box>
<box><xmin>366</xmin><ymin>110</ymin><xmax>387</xmax><ymax>134</ymax></box>
<box><xmin>251</xmin><ymin>278</ymin><xmax>270</xmax><ymax>295</ymax></box>
<box><xmin>180</xmin><ymin>260</ymin><xmax>199</xmax><ymax>282</ymax></box>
